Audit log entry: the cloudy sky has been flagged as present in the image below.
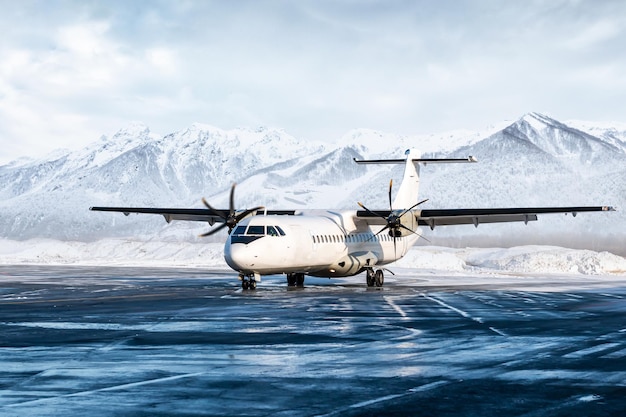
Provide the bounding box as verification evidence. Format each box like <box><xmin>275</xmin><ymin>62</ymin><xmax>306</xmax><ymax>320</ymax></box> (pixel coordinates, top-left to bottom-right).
<box><xmin>1</xmin><ymin>0</ymin><xmax>625</xmax><ymax>163</ymax></box>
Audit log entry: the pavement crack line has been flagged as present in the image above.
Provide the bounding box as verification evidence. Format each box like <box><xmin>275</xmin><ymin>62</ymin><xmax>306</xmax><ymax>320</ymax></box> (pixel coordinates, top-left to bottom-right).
<box><xmin>4</xmin><ymin>372</ymin><xmax>206</xmax><ymax>408</ymax></box>
<box><xmin>384</xmin><ymin>296</ymin><xmax>408</xmax><ymax>319</ymax></box>
<box><xmin>313</xmin><ymin>380</ymin><xmax>450</xmax><ymax>417</ymax></box>
<box><xmin>518</xmin><ymin>394</ymin><xmax>603</xmax><ymax>417</ymax></box>
<box><xmin>419</xmin><ymin>292</ymin><xmax>508</xmax><ymax>337</ymax></box>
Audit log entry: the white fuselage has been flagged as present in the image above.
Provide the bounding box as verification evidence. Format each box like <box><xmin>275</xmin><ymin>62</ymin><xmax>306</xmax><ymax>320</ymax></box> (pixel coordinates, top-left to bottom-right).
<box><xmin>224</xmin><ymin>210</ymin><xmax>420</xmax><ymax>278</ymax></box>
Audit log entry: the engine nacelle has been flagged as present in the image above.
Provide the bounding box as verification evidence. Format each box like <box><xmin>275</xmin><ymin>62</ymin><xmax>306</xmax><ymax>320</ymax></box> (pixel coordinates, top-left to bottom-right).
<box><xmin>387</xmin><ymin>210</ymin><xmax>419</xmax><ymax>237</ymax></box>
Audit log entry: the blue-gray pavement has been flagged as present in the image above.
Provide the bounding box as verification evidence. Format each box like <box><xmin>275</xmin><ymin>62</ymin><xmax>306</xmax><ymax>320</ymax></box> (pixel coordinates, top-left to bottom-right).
<box><xmin>1</xmin><ymin>266</ymin><xmax>626</xmax><ymax>416</ymax></box>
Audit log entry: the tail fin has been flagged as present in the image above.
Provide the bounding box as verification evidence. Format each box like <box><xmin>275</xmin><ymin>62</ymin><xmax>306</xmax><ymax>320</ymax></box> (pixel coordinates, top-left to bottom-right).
<box><xmin>354</xmin><ymin>149</ymin><xmax>477</xmax><ymax>209</ymax></box>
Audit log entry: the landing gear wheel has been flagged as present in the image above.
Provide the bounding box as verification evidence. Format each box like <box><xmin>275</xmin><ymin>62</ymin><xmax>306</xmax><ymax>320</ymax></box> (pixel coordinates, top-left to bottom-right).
<box><xmin>249</xmin><ymin>280</ymin><xmax>257</xmax><ymax>290</ymax></box>
<box><xmin>296</xmin><ymin>273</ymin><xmax>305</xmax><ymax>287</ymax></box>
<box><xmin>242</xmin><ymin>279</ymin><xmax>250</xmax><ymax>290</ymax></box>
<box><xmin>287</xmin><ymin>274</ymin><xmax>297</xmax><ymax>286</ymax></box>
<box><xmin>375</xmin><ymin>269</ymin><xmax>384</xmax><ymax>287</ymax></box>
<box><xmin>366</xmin><ymin>268</ymin><xmax>376</xmax><ymax>287</ymax></box>
<box><xmin>286</xmin><ymin>273</ymin><xmax>305</xmax><ymax>287</ymax></box>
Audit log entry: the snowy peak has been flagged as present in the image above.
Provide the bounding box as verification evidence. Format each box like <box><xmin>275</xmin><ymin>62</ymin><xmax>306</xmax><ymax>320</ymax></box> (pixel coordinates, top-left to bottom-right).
<box><xmin>494</xmin><ymin>112</ymin><xmax>626</xmax><ymax>167</ymax></box>
<box><xmin>0</xmin><ymin>113</ymin><xmax>623</xmax><ymax>247</ymax></box>
<box><xmin>339</xmin><ymin>129</ymin><xmax>407</xmax><ymax>156</ymax></box>
<box><xmin>291</xmin><ymin>145</ymin><xmax>365</xmax><ymax>185</ymax></box>
<box><xmin>565</xmin><ymin>119</ymin><xmax>626</xmax><ymax>152</ymax></box>
<box><xmin>519</xmin><ymin>112</ymin><xmax>561</xmax><ymax>130</ymax></box>
<box><xmin>110</xmin><ymin>122</ymin><xmax>154</xmax><ymax>142</ymax></box>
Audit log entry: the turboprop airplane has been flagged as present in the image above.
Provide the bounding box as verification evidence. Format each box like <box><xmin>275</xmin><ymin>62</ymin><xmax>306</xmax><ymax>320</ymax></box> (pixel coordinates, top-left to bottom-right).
<box><xmin>91</xmin><ymin>149</ymin><xmax>614</xmax><ymax>289</ymax></box>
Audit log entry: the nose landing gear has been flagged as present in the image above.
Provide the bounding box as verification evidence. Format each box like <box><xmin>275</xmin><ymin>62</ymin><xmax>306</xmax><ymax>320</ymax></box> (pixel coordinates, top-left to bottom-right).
<box><xmin>239</xmin><ymin>273</ymin><xmax>260</xmax><ymax>290</ymax></box>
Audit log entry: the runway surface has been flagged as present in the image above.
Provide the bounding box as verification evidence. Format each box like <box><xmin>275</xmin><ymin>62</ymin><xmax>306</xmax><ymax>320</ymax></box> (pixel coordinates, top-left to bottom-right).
<box><xmin>1</xmin><ymin>265</ymin><xmax>626</xmax><ymax>416</ymax></box>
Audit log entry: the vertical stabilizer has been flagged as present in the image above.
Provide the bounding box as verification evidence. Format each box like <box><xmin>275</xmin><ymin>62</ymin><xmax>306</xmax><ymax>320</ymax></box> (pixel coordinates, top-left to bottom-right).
<box><xmin>393</xmin><ymin>149</ymin><xmax>421</xmax><ymax>209</ymax></box>
<box><xmin>353</xmin><ymin>150</ymin><xmax>477</xmax><ymax>210</ymax></box>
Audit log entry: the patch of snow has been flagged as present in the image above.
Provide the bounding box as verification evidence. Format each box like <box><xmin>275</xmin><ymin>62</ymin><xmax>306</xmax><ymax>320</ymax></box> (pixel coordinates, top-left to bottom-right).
<box><xmin>578</xmin><ymin>394</ymin><xmax>603</xmax><ymax>403</ymax></box>
<box><xmin>1</xmin><ymin>240</ymin><xmax>624</xmax><ymax>277</ymax></box>
<box><xmin>463</xmin><ymin>246</ymin><xmax>626</xmax><ymax>275</ymax></box>
<box><xmin>0</xmin><ymin>238</ymin><xmax>228</xmax><ymax>269</ymax></box>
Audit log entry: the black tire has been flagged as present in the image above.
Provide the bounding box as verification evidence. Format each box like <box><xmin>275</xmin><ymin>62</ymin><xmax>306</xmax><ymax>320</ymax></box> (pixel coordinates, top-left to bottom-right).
<box><xmin>296</xmin><ymin>273</ymin><xmax>305</xmax><ymax>287</ymax></box>
<box><xmin>287</xmin><ymin>274</ymin><xmax>297</xmax><ymax>286</ymax></box>
<box><xmin>375</xmin><ymin>270</ymin><xmax>384</xmax><ymax>287</ymax></box>
<box><xmin>242</xmin><ymin>280</ymin><xmax>250</xmax><ymax>290</ymax></box>
<box><xmin>366</xmin><ymin>269</ymin><xmax>376</xmax><ymax>287</ymax></box>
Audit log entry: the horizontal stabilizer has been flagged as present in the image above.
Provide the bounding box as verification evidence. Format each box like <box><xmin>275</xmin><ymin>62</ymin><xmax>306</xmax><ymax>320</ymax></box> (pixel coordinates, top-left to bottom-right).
<box><xmin>353</xmin><ymin>156</ymin><xmax>477</xmax><ymax>164</ymax></box>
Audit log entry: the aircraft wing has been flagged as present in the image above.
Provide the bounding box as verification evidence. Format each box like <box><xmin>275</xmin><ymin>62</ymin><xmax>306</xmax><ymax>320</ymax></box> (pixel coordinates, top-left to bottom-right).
<box><xmin>356</xmin><ymin>206</ymin><xmax>615</xmax><ymax>229</ymax></box>
<box><xmin>93</xmin><ymin>205</ymin><xmax>614</xmax><ymax>228</ymax></box>
<box><xmin>89</xmin><ymin>206</ymin><xmax>296</xmax><ymax>224</ymax></box>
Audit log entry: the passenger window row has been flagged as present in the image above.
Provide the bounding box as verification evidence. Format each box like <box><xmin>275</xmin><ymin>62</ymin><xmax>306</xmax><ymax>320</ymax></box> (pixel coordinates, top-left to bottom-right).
<box><xmin>312</xmin><ymin>233</ymin><xmax>393</xmax><ymax>244</ymax></box>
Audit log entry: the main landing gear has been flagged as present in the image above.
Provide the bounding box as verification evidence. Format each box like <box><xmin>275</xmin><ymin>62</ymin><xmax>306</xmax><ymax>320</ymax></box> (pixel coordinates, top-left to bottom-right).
<box><xmin>366</xmin><ymin>268</ymin><xmax>385</xmax><ymax>287</ymax></box>
<box><xmin>286</xmin><ymin>273</ymin><xmax>305</xmax><ymax>287</ymax></box>
<box><xmin>239</xmin><ymin>274</ymin><xmax>258</xmax><ymax>290</ymax></box>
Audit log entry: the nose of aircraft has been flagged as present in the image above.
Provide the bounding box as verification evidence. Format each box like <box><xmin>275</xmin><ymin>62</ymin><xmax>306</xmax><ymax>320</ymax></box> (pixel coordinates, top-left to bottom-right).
<box><xmin>224</xmin><ymin>241</ymin><xmax>255</xmax><ymax>271</ymax></box>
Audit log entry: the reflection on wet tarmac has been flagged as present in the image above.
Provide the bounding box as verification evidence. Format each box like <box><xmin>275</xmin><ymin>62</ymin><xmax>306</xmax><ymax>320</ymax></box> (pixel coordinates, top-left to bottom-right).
<box><xmin>1</xmin><ymin>265</ymin><xmax>626</xmax><ymax>416</ymax></box>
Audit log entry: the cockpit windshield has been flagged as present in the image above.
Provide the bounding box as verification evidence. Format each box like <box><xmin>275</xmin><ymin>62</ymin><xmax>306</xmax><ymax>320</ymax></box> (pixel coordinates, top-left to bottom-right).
<box><xmin>247</xmin><ymin>225</ymin><xmax>264</xmax><ymax>235</ymax></box>
<box><xmin>232</xmin><ymin>225</ymin><xmax>286</xmax><ymax>237</ymax></box>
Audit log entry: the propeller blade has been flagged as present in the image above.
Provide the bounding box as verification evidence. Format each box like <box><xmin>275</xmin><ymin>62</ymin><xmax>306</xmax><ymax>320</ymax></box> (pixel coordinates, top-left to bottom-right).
<box><xmin>202</xmin><ymin>197</ymin><xmax>227</xmax><ymax>219</ymax></box>
<box><xmin>358</xmin><ymin>178</ymin><xmax>430</xmax><ymax>255</ymax></box>
<box><xmin>398</xmin><ymin>198</ymin><xmax>429</xmax><ymax>218</ymax></box>
<box><xmin>364</xmin><ymin>224</ymin><xmax>390</xmax><ymax>242</ymax></box>
<box><xmin>358</xmin><ymin>202</ymin><xmax>388</xmax><ymax>220</ymax></box>
<box><xmin>198</xmin><ymin>222</ymin><xmax>228</xmax><ymax>237</ymax></box>
<box><xmin>398</xmin><ymin>223</ymin><xmax>431</xmax><ymax>243</ymax></box>
<box><xmin>374</xmin><ymin>225</ymin><xmax>390</xmax><ymax>237</ymax></box>
<box><xmin>234</xmin><ymin>206</ymin><xmax>265</xmax><ymax>222</ymax></box>
<box><xmin>228</xmin><ymin>183</ymin><xmax>236</xmax><ymax>216</ymax></box>
<box><xmin>200</xmin><ymin>184</ymin><xmax>263</xmax><ymax>238</ymax></box>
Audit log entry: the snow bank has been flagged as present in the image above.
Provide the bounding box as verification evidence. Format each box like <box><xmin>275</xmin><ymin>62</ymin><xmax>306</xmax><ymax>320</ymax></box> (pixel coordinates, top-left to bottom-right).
<box><xmin>462</xmin><ymin>246</ymin><xmax>626</xmax><ymax>275</ymax></box>
<box><xmin>383</xmin><ymin>245</ymin><xmax>626</xmax><ymax>276</ymax></box>
<box><xmin>394</xmin><ymin>246</ymin><xmax>467</xmax><ymax>271</ymax></box>
<box><xmin>0</xmin><ymin>239</ymin><xmax>625</xmax><ymax>276</ymax></box>
<box><xmin>0</xmin><ymin>239</ymin><xmax>228</xmax><ymax>268</ymax></box>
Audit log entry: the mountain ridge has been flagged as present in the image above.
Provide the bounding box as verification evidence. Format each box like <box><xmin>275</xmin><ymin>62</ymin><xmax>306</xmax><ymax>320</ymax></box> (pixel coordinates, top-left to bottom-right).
<box><xmin>0</xmin><ymin>113</ymin><xmax>623</xmax><ymax>253</ymax></box>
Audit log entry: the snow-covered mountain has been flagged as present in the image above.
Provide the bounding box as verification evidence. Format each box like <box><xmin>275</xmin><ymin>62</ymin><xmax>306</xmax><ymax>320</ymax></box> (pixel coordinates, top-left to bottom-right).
<box><xmin>0</xmin><ymin>113</ymin><xmax>624</xmax><ymax>253</ymax></box>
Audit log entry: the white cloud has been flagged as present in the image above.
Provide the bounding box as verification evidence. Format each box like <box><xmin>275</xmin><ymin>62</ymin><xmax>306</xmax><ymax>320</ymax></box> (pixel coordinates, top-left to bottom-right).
<box><xmin>0</xmin><ymin>0</ymin><xmax>625</xmax><ymax>164</ymax></box>
<box><xmin>55</xmin><ymin>21</ymin><xmax>112</xmax><ymax>57</ymax></box>
<box><xmin>561</xmin><ymin>18</ymin><xmax>623</xmax><ymax>50</ymax></box>
<box><xmin>145</xmin><ymin>48</ymin><xmax>179</xmax><ymax>76</ymax></box>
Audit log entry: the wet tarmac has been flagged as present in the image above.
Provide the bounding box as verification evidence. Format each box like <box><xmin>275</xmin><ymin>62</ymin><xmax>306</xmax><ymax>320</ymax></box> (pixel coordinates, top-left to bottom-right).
<box><xmin>1</xmin><ymin>265</ymin><xmax>626</xmax><ymax>416</ymax></box>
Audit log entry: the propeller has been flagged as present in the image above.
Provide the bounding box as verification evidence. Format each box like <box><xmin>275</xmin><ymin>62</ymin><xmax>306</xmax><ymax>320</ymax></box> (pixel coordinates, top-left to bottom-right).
<box><xmin>199</xmin><ymin>183</ymin><xmax>264</xmax><ymax>237</ymax></box>
<box><xmin>358</xmin><ymin>179</ymin><xmax>429</xmax><ymax>254</ymax></box>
